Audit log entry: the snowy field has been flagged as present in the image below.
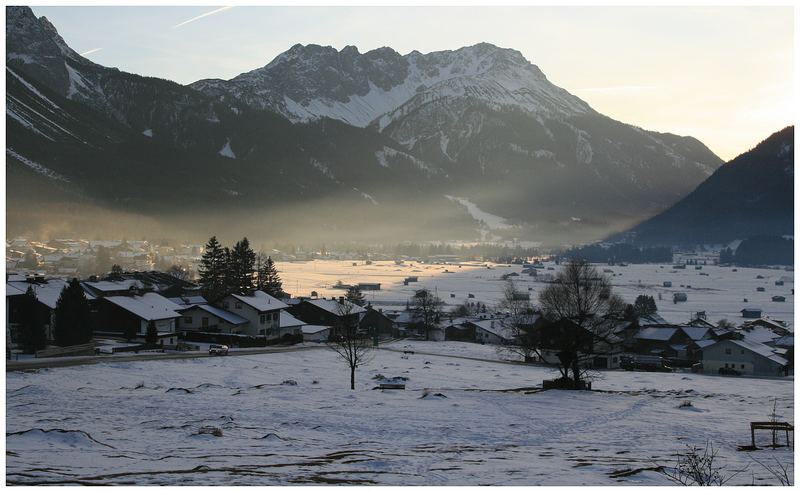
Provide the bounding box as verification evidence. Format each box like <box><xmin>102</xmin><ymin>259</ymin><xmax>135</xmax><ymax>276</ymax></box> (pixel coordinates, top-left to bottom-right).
<box><xmin>6</xmin><ymin>345</ymin><xmax>793</xmax><ymax>485</ymax></box>
<box><xmin>279</xmin><ymin>260</ymin><xmax>794</xmax><ymax>326</ymax></box>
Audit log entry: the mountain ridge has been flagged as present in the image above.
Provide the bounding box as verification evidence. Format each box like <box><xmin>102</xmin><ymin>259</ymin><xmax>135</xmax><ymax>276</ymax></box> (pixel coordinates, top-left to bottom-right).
<box><xmin>615</xmin><ymin>126</ymin><xmax>794</xmax><ymax>245</ymax></box>
<box><xmin>6</xmin><ymin>6</ymin><xmax>725</xmax><ymax>246</ymax></box>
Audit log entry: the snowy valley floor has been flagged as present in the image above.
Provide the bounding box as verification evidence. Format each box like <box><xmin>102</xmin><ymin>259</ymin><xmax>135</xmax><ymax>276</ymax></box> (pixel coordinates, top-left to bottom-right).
<box><xmin>6</xmin><ymin>342</ymin><xmax>794</xmax><ymax>485</ymax></box>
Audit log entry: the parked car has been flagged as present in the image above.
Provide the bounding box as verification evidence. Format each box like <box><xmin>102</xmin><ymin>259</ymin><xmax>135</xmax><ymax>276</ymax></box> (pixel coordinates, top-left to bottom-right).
<box><xmin>208</xmin><ymin>344</ymin><xmax>229</xmax><ymax>356</ymax></box>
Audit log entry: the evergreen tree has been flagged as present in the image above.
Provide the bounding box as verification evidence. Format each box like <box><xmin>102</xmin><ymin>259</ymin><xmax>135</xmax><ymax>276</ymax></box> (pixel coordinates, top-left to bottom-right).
<box><xmin>198</xmin><ymin>236</ymin><xmax>228</xmax><ymax>301</ymax></box>
<box><xmin>18</xmin><ymin>287</ymin><xmax>47</xmax><ymax>354</ymax></box>
<box><xmin>108</xmin><ymin>264</ymin><xmax>123</xmax><ymax>279</ymax></box>
<box><xmin>227</xmin><ymin>238</ymin><xmax>256</xmax><ymax>295</ymax></box>
<box><xmin>345</xmin><ymin>285</ymin><xmax>366</xmax><ymax>306</ymax></box>
<box><xmin>54</xmin><ymin>279</ymin><xmax>92</xmax><ymax>346</ymax></box>
<box><xmin>145</xmin><ymin>320</ymin><xmax>158</xmax><ymax>345</ymax></box>
<box><xmin>258</xmin><ymin>255</ymin><xmax>284</xmax><ymax>297</ymax></box>
<box><xmin>633</xmin><ymin>295</ymin><xmax>658</xmax><ymax>316</ymax></box>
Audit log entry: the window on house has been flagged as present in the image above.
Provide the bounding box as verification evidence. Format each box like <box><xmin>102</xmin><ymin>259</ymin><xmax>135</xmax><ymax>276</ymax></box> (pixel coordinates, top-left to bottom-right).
<box><xmin>260</xmin><ymin>314</ymin><xmax>267</xmax><ymax>324</ymax></box>
<box><xmin>202</xmin><ymin>317</ymin><xmax>209</xmax><ymax>327</ymax></box>
<box><xmin>741</xmin><ymin>350</ymin><xmax>745</xmax><ymax>355</ymax></box>
<box><xmin>725</xmin><ymin>348</ymin><xmax>732</xmax><ymax>355</ymax></box>
<box><xmin>222</xmin><ymin>302</ymin><xmax>229</xmax><ymax>309</ymax></box>
<box><xmin>235</xmin><ymin>302</ymin><xmax>242</xmax><ymax>309</ymax></box>
<box><xmin>741</xmin><ymin>364</ymin><xmax>745</xmax><ymax>369</ymax></box>
<box><xmin>183</xmin><ymin>316</ymin><xmax>192</xmax><ymax>324</ymax></box>
<box><xmin>724</xmin><ymin>363</ymin><xmax>728</xmax><ymax>368</ymax></box>
<box><xmin>273</xmin><ymin>312</ymin><xmax>279</xmax><ymax>321</ymax></box>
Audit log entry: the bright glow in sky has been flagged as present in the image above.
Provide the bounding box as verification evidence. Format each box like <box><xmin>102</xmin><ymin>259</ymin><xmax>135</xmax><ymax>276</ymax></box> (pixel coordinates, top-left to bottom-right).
<box><xmin>31</xmin><ymin>6</ymin><xmax>794</xmax><ymax>161</ymax></box>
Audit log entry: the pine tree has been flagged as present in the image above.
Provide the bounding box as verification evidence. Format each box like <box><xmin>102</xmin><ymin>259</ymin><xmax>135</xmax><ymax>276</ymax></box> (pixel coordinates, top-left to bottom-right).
<box><xmin>260</xmin><ymin>255</ymin><xmax>284</xmax><ymax>298</ymax></box>
<box><xmin>108</xmin><ymin>264</ymin><xmax>123</xmax><ymax>280</ymax></box>
<box><xmin>345</xmin><ymin>285</ymin><xmax>366</xmax><ymax>306</ymax></box>
<box><xmin>145</xmin><ymin>320</ymin><xmax>158</xmax><ymax>345</ymax></box>
<box><xmin>199</xmin><ymin>236</ymin><xmax>228</xmax><ymax>301</ymax></box>
<box><xmin>227</xmin><ymin>238</ymin><xmax>256</xmax><ymax>295</ymax></box>
<box><xmin>54</xmin><ymin>278</ymin><xmax>92</xmax><ymax>346</ymax></box>
<box><xmin>18</xmin><ymin>286</ymin><xmax>47</xmax><ymax>354</ymax></box>
<box><xmin>633</xmin><ymin>295</ymin><xmax>658</xmax><ymax>316</ymax></box>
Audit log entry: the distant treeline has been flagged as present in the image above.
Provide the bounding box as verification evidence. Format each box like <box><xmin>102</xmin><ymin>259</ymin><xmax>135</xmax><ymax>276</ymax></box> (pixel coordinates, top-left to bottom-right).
<box><xmin>720</xmin><ymin>235</ymin><xmax>793</xmax><ymax>266</ymax></box>
<box><xmin>281</xmin><ymin>241</ymin><xmax>544</xmax><ymax>260</ymax></box>
<box><xmin>561</xmin><ymin>243</ymin><xmax>673</xmax><ymax>264</ymax></box>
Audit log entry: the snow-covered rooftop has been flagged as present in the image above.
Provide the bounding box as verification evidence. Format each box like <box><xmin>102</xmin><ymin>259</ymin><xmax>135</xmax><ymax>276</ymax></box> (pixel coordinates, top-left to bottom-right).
<box><xmin>231</xmin><ymin>290</ymin><xmax>289</xmax><ymax>312</ymax></box>
<box><xmin>280</xmin><ymin>310</ymin><xmax>305</xmax><ymax>328</ymax></box>
<box><xmin>305</xmin><ymin>298</ymin><xmax>367</xmax><ymax>316</ymax></box>
<box><xmin>104</xmin><ymin>293</ymin><xmax>182</xmax><ymax>321</ymax></box>
<box><xmin>634</xmin><ymin>327</ymin><xmax>678</xmax><ymax>341</ymax></box>
<box><xmin>194</xmin><ymin>304</ymin><xmax>248</xmax><ymax>326</ymax></box>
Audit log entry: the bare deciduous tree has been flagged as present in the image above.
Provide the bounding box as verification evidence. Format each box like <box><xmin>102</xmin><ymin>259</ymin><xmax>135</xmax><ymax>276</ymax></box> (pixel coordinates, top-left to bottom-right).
<box><xmin>498</xmin><ymin>279</ymin><xmax>540</xmax><ymax>363</ymax></box>
<box><xmin>410</xmin><ymin>288</ymin><xmax>444</xmax><ymax>341</ymax></box>
<box><xmin>327</xmin><ymin>300</ymin><xmax>373</xmax><ymax>390</ymax></box>
<box><xmin>538</xmin><ymin>260</ymin><xmax>625</xmax><ymax>384</ymax></box>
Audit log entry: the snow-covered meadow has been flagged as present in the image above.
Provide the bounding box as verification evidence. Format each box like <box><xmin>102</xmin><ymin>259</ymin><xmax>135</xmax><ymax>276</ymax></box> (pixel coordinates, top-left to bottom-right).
<box><xmin>279</xmin><ymin>260</ymin><xmax>794</xmax><ymax>326</ymax></box>
<box><xmin>6</xmin><ymin>344</ymin><xmax>793</xmax><ymax>485</ymax></box>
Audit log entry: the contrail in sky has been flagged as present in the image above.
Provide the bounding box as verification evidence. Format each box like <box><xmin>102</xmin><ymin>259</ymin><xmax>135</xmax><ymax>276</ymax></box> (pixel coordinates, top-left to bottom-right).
<box><xmin>172</xmin><ymin>6</ymin><xmax>234</xmax><ymax>29</ymax></box>
<box><xmin>79</xmin><ymin>48</ymin><xmax>102</xmax><ymax>56</ymax></box>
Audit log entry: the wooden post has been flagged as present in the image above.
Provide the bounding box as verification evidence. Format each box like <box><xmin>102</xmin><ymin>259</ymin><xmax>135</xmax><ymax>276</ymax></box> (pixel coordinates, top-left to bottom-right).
<box><xmin>751</xmin><ymin>425</ymin><xmax>756</xmax><ymax>448</ymax></box>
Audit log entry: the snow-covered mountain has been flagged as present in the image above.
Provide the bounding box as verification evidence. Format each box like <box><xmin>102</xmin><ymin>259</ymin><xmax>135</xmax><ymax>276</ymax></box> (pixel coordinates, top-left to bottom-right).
<box><xmin>192</xmin><ymin>42</ymin><xmax>590</xmax><ymax>127</ymax></box>
<box><xmin>7</xmin><ymin>6</ymin><xmax>726</xmax><ymax>245</ymax></box>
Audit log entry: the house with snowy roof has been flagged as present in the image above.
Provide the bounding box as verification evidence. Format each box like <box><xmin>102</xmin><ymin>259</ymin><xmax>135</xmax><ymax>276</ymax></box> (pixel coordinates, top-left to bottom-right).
<box><xmin>217</xmin><ymin>290</ymin><xmax>289</xmax><ymax>338</ymax></box>
<box><xmin>6</xmin><ymin>276</ymin><xmax>96</xmax><ymax>342</ymax></box>
<box><xmin>288</xmin><ymin>298</ymin><xmax>366</xmax><ymax>333</ymax></box>
<box><xmin>93</xmin><ymin>292</ymin><xmax>183</xmax><ymax>345</ymax></box>
<box><xmin>177</xmin><ymin>303</ymin><xmax>249</xmax><ymax>334</ymax></box>
<box><xmin>701</xmin><ymin>339</ymin><xmax>789</xmax><ymax>377</ymax></box>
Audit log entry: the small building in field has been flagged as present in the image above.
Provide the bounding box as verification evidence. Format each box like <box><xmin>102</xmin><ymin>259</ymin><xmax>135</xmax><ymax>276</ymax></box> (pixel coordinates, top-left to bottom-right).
<box><xmin>701</xmin><ymin>339</ymin><xmax>788</xmax><ymax>377</ymax></box>
<box><xmin>673</xmin><ymin>292</ymin><xmax>688</xmax><ymax>303</ymax></box>
<box><xmin>357</xmin><ymin>282</ymin><xmax>381</xmax><ymax>291</ymax></box>
<box><xmin>741</xmin><ymin>308</ymin><xmax>763</xmax><ymax>319</ymax></box>
<box><xmin>301</xmin><ymin>324</ymin><xmax>331</xmax><ymax>342</ymax></box>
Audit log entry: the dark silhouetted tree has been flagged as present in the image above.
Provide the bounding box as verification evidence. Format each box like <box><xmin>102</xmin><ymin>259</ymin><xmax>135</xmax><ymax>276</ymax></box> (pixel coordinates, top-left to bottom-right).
<box><xmin>410</xmin><ymin>288</ymin><xmax>444</xmax><ymax>341</ymax></box>
<box><xmin>538</xmin><ymin>260</ymin><xmax>625</xmax><ymax>384</ymax></box>
<box><xmin>145</xmin><ymin>320</ymin><xmax>158</xmax><ymax>345</ymax></box>
<box><xmin>18</xmin><ymin>286</ymin><xmax>47</xmax><ymax>353</ymax></box>
<box><xmin>199</xmin><ymin>236</ymin><xmax>228</xmax><ymax>301</ymax></box>
<box><xmin>345</xmin><ymin>285</ymin><xmax>366</xmax><ymax>306</ymax></box>
<box><xmin>54</xmin><ymin>279</ymin><xmax>92</xmax><ymax>346</ymax></box>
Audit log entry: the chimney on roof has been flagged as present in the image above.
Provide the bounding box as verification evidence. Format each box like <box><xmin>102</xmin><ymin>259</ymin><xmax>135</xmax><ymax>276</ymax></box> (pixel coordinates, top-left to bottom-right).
<box><xmin>339</xmin><ymin>296</ymin><xmax>345</xmax><ymax>304</ymax></box>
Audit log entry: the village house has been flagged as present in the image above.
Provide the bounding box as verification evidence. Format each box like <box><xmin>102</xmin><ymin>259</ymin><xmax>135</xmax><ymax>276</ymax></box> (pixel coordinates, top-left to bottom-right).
<box><xmin>301</xmin><ymin>325</ymin><xmax>331</xmax><ymax>342</ymax></box>
<box><xmin>741</xmin><ymin>308</ymin><xmax>763</xmax><ymax>319</ymax></box>
<box><xmin>289</xmin><ymin>298</ymin><xmax>366</xmax><ymax>333</ymax></box>
<box><xmin>6</xmin><ymin>275</ymin><xmax>82</xmax><ymax>342</ymax></box>
<box><xmin>469</xmin><ymin>318</ymin><xmax>516</xmax><ymax>345</ymax></box>
<box><xmin>93</xmin><ymin>292</ymin><xmax>182</xmax><ymax>346</ymax></box>
<box><xmin>359</xmin><ymin>307</ymin><xmax>396</xmax><ymax>338</ymax></box>
<box><xmin>217</xmin><ymin>291</ymin><xmax>288</xmax><ymax>338</ymax></box>
<box><xmin>177</xmin><ymin>304</ymin><xmax>248</xmax><ymax>334</ymax></box>
<box><xmin>701</xmin><ymin>339</ymin><xmax>789</xmax><ymax>377</ymax></box>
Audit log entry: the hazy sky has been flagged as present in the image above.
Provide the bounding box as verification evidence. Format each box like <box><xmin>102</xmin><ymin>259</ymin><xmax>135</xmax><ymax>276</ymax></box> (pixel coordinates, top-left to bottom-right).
<box><xmin>31</xmin><ymin>6</ymin><xmax>794</xmax><ymax>161</ymax></box>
